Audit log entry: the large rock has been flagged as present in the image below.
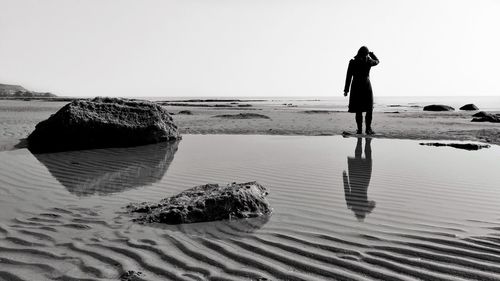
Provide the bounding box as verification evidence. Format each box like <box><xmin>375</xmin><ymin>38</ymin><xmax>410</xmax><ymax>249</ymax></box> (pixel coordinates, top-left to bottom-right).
<box><xmin>128</xmin><ymin>181</ymin><xmax>272</xmax><ymax>224</ymax></box>
<box><xmin>423</xmin><ymin>104</ymin><xmax>455</xmax><ymax>111</ymax></box>
<box><xmin>471</xmin><ymin>111</ymin><xmax>500</xmax><ymax>123</ymax></box>
<box><xmin>459</xmin><ymin>104</ymin><xmax>479</xmax><ymax>111</ymax></box>
<box><xmin>27</xmin><ymin>97</ymin><xmax>180</xmax><ymax>152</ymax></box>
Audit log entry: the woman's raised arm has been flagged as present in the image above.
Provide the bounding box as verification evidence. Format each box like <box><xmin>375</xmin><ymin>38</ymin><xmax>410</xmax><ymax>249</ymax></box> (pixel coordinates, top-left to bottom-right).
<box><xmin>368</xmin><ymin>52</ymin><xmax>379</xmax><ymax>66</ymax></box>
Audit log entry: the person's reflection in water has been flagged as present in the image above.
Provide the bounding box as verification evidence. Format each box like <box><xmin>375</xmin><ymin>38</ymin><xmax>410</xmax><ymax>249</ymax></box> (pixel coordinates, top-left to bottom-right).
<box><xmin>342</xmin><ymin>137</ymin><xmax>375</xmax><ymax>221</ymax></box>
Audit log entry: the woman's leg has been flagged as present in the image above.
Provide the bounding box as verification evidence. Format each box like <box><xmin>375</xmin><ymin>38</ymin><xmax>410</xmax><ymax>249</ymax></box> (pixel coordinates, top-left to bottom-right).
<box><xmin>355</xmin><ymin>112</ymin><xmax>363</xmax><ymax>134</ymax></box>
<box><xmin>365</xmin><ymin>110</ymin><xmax>374</xmax><ymax>134</ymax></box>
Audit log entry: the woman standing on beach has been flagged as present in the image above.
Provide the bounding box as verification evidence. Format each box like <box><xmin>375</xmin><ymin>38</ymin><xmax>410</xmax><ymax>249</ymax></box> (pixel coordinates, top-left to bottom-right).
<box><xmin>344</xmin><ymin>46</ymin><xmax>379</xmax><ymax>135</ymax></box>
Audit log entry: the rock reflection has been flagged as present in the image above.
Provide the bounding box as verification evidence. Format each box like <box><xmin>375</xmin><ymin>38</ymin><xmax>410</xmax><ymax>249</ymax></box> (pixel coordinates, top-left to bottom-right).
<box><xmin>33</xmin><ymin>141</ymin><xmax>179</xmax><ymax>197</ymax></box>
<box><xmin>343</xmin><ymin>138</ymin><xmax>375</xmax><ymax>221</ymax></box>
<box><xmin>148</xmin><ymin>215</ymin><xmax>270</xmax><ymax>239</ymax></box>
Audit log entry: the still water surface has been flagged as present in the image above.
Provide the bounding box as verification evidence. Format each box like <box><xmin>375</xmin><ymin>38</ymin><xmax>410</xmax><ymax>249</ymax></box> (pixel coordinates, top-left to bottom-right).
<box><xmin>0</xmin><ymin>135</ymin><xmax>499</xmax><ymax>280</ymax></box>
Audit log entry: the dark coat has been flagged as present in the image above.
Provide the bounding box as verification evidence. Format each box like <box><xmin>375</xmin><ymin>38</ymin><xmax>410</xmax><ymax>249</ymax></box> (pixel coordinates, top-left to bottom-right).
<box><xmin>344</xmin><ymin>53</ymin><xmax>379</xmax><ymax>113</ymax></box>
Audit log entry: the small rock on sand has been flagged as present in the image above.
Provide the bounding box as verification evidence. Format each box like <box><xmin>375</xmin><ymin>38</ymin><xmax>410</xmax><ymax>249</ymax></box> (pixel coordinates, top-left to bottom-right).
<box><xmin>419</xmin><ymin>142</ymin><xmax>490</xmax><ymax>151</ymax></box>
<box><xmin>471</xmin><ymin>111</ymin><xmax>500</xmax><ymax>123</ymax></box>
<box><xmin>423</xmin><ymin>105</ymin><xmax>455</xmax><ymax>111</ymax></box>
<box><xmin>302</xmin><ymin>110</ymin><xmax>336</xmax><ymax>114</ymax></box>
<box><xmin>127</xmin><ymin>181</ymin><xmax>272</xmax><ymax>224</ymax></box>
<box><xmin>459</xmin><ymin>104</ymin><xmax>479</xmax><ymax>111</ymax></box>
<box><xmin>213</xmin><ymin>113</ymin><xmax>271</xmax><ymax>119</ymax></box>
<box><xmin>473</xmin><ymin>111</ymin><xmax>489</xmax><ymax>118</ymax></box>
<box><xmin>178</xmin><ymin>110</ymin><xmax>193</xmax><ymax>115</ymax></box>
<box><xmin>120</xmin><ymin>270</ymin><xmax>144</xmax><ymax>281</ymax></box>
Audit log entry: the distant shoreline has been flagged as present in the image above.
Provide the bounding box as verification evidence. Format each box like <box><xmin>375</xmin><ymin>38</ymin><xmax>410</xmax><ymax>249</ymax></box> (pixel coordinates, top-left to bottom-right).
<box><xmin>0</xmin><ymin>96</ymin><xmax>73</xmax><ymax>102</ymax></box>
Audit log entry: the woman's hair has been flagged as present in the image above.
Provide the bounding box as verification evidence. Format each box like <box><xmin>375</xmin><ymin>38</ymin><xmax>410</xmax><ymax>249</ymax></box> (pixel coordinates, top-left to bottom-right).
<box><xmin>355</xmin><ymin>46</ymin><xmax>369</xmax><ymax>59</ymax></box>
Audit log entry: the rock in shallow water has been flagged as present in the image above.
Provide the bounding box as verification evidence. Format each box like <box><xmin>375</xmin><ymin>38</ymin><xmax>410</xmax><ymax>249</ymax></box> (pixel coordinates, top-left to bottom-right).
<box><xmin>419</xmin><ymin>142</ymin><xmax>490</xmax><ymax>151</ymax></box>
<box><xmin>128</xmin><ymin>181</ymin><xmax>272</xmax><ymax>224</ymax></box>
<box><xmin>27</xmin><ymin>97</ymin><xmax>181</xmax><ymax>152</ymax></box>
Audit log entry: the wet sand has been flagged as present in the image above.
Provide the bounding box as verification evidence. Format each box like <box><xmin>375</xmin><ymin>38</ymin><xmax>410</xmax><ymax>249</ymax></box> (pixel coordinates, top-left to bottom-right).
<box><xmin>172</xmin><ymin>106</ymin><xmax>500</xmax><ymax>145</ymax></box>
<box><xmin>0</xmin><ymin>99</ymin><xmax>499</xmax><ymax>151</ymax></box>
<box><xmin>1</xmin><ymin>135</ymin><xmax>500</xmax><ymax>280</ymax></box>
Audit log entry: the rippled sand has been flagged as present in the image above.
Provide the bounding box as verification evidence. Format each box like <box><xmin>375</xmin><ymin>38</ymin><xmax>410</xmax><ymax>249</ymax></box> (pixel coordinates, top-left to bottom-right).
<box><xmin>1</xmin><ymin>135</ymin><xmax>500</xmax><ymax>280</ymax></box>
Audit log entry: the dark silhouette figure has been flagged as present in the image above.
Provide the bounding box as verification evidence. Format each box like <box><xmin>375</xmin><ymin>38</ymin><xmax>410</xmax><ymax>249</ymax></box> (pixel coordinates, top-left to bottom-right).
<box><xmin>342</xmin><ymin>138</ymin><xmax>375</xmax><ymax>221</ymax></box>
<box><xmin>344</xmin><ymin>46</ymin><xmax>379</xmax><ymax>135</ymax></box>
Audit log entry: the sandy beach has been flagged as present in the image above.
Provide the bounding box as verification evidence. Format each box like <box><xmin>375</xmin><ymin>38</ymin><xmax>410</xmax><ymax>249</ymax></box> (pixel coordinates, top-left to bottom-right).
<box><xmin>1</xmin><ymin>98</ymin><xmax>499</xmax><ymax>151</ymax></box>
<box><xmin>171</xmin><ymin>106</ymin><xmax>500</xmax><ymax>144</ymax></box>
<box><xmin>1</xmin><ymin>98</ymin><xmax>500</xmax><ymax>280</ymax></box>
<box><xmin>3</xmin><ymin>0</ymin><xmax>500</xmax><ymax>279</ymax></box>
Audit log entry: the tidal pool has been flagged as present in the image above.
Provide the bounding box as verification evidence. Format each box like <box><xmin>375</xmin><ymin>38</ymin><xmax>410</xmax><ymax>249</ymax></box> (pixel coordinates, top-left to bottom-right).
<box><xmin>0</xmin><ymin>135</ymin><xmax>499</xmax><ymax>281</ymax></box>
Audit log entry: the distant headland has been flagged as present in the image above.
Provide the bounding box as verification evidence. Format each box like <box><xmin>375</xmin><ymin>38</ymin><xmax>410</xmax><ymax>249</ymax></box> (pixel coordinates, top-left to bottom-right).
<box><xmin>0</xmin><ymin>83</ymin><xmax>56</xmax><ymax>98</ymax></box>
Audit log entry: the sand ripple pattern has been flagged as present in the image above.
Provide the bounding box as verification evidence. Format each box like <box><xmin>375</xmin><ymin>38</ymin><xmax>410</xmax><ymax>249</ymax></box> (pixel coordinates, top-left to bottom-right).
<box><xmin>1</xmin><ymin>135</ymin><xmax>500</xmax><ymax>281</ymax></box>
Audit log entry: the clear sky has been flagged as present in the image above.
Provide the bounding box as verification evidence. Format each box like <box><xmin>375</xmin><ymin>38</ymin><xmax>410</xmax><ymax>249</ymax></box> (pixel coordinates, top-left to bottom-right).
<box><xmin>1</xmin><ymin>0</ymin><xmax>499</xmax><ymax>97</ymax></box>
